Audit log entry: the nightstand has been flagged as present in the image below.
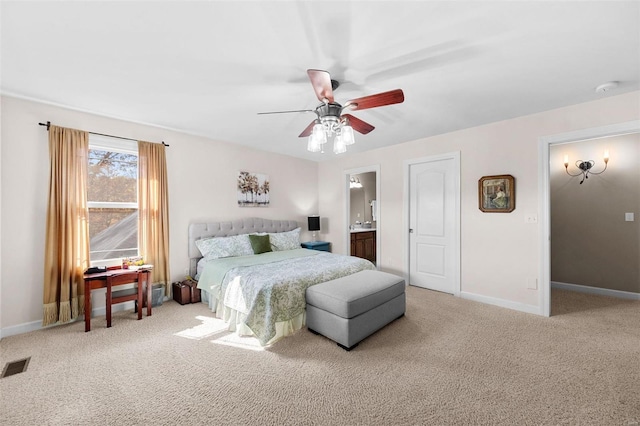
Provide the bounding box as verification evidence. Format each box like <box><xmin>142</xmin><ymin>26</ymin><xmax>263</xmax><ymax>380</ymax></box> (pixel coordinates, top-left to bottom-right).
<box><xmin>301</xmin><ymin>241</ymin><xmax>331</xmax><ymax>252</ymax></box>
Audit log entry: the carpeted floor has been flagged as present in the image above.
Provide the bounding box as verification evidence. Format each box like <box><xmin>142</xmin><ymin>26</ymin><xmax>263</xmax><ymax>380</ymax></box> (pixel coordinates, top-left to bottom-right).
<box><xmin>1</xmin><ymin>287</ymin><xmax>638</xmax><ymax>426</ymax></box>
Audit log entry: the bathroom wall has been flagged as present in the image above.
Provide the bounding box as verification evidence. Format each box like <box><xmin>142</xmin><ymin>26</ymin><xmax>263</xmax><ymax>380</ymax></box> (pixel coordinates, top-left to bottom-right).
<box><xmin>349</xmin><ymin>172</ymin><xmax>376</xmax><ymax>225</ymax></box>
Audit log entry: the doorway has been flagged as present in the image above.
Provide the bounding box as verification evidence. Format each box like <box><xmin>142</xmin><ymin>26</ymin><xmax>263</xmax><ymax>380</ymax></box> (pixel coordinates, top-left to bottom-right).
<box><xmin>344</xmin><ymin>165</ymin><xmax>380</xmax><ymax>268</ymax></box>
<box><xmin>538</xmin><ymin>120</ymin><xmax>640</xmax><ymax>316</ymax></box>
<box><xmin>404</xmin><ymin>152</ymin><xmax>460</xmax><ymax>295</ymax></box>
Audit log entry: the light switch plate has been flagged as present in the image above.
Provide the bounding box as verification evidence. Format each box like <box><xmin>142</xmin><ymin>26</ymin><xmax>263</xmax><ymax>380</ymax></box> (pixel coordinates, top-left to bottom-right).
<box><xmin>525</xmin><ymin>214</ymin><xmax>538</xmax><ymax>224</ymax></box>
<box><xmin>625</xmin><ymin>212</ymin><xmax>635</xmax><ymax>222</ymax></box>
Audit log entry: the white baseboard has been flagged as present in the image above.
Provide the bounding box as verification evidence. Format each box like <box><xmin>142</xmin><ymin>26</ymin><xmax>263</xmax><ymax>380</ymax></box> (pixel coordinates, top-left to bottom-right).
<box><xmin>0</xmin><ymin>319</ymin><xmax>44</xmax><ymax>339</ymax></box>
<box><xmin>459</xmin><ymin>291</ymin><xmax>541</xmax><ymax>315</ymax></box>
<box><xmin>0</xmin><ymin>301</ymin><xmax>137</xmax><ymax>339</ymax></box>
<box><xmin>551</xmin><ymin>281</ymin><xmax>640</xmax><ymax>300</ymax></box>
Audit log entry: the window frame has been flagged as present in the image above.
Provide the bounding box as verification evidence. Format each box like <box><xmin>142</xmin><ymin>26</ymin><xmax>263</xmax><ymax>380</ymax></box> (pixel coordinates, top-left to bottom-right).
<box><xmin>87</xmin><ymin>134</ymin><xmax>139</xmax><ymax>265</ymax></box>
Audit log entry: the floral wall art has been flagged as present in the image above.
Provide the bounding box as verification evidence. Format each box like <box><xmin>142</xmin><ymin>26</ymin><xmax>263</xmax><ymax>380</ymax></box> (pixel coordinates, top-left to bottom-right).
<box><xmin>237</xmin><ymin>171</ymin><xmax>270</xmax><ymax>207</ymax></box>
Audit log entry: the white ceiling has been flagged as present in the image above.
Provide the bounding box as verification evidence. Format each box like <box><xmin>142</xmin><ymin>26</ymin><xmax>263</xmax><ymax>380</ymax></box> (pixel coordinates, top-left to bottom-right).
<box><xmin>2</xmin><ymin>1</ymin><xmax>638</xmax><ymax>161</ymax></box>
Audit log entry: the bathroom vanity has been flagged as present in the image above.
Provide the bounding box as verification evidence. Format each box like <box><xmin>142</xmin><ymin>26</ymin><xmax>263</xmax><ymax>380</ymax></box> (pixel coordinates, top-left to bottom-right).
<box><xmin>350</xmin><ymin>229</ymin><xmax>376</xmax><ymax>264</ymax></box>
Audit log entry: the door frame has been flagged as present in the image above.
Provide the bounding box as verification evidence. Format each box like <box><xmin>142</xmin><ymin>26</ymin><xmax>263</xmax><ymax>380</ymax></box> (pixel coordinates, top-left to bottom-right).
<box><xmin>403</xmin><ymin>152</ymin><xmax>461</xmax><ymax>295</ymax></box>
<box><xmin>343</xmin><ymin>164</ymin><xmax>381</xmax><ymax>268</ymax></box>
<box><xmin>538</xmin><ymin>120</ymin><xmax>640</xmax><ymax>316</ymax></box>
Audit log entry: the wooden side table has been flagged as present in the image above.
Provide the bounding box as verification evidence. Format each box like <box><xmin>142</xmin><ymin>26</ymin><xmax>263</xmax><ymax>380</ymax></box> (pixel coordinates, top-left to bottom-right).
<box><xmin>83</xmin><ymin>267</ymin><xmax>153</xmax><ymax>332</ymax></box>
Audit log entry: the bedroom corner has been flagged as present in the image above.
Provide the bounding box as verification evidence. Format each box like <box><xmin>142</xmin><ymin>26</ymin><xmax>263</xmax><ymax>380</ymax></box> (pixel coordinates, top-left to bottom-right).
<box><xmin>0</xmin><ymin>95</ymin><xmax>320</xmax><ymax>336</ymax></box>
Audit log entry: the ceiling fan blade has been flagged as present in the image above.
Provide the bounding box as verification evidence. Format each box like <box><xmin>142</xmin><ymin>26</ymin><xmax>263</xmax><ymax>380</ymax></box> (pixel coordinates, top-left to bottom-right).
<box><xmin>298</xmin><ymin>120</ymin><xmax>317</xmax><ymax>138</ymax></box>
<box><xmin>307</xmin><ymin>69</ymin><xmax>334</xmax><ymax>103</ymax></box>
<box><xmin>342</xmin><ymin>114</ymin><xmax>375</xmax><ymax>135</ymax></box>
<box><xmin>344</xmin><ymin>89</ymin><xmax>404</xmax><ymax>111</ymax></box>
<box><xmin>257</xmin><ymin>109</ymin><xmax>314</xmax><ymax>115</ymax></box>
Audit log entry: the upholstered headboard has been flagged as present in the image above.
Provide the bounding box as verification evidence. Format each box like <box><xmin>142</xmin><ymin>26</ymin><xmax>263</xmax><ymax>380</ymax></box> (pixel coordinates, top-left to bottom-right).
<box><xmin>188</xmin><ymin>218</ymin><xmax>298</xmax><ymax>275</ymax></box>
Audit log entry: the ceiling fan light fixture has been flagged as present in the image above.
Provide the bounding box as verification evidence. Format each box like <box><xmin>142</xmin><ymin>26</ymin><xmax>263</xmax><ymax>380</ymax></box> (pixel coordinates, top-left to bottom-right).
<box><xmin>262</xmin><ymin>69</ymin><xmax>404</xmax><ymax>155</ymax></box>
<box><xmin>341</xmin><ymin>125</ymin><xmax>355</xmax><ymax>145</ymax></box>
<box><xmin>321</xmin><ymin>115</ymin><xmax>341</xmax><ymax>136</ymax></box>
<box><xmin>333</xmin><ymin>133</ymin><xmax>347</xmax><ymax>154</ymax></box>
<box><xmin>307</xmin><ymin>135</ymin><xmax>321</xmax><ymax>152</ymax></box>
<box><xmin>311</xmin><ymin>122</ymin><xmax>327</xmax><ymax>144</ymax></box>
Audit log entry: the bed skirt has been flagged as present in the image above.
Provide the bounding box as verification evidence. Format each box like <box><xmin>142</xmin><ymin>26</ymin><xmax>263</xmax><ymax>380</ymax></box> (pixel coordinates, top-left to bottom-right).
<box><xmin>201</xmin><ymin>289</ymin><xmax>305</xmax><ymax>346</ymax></box>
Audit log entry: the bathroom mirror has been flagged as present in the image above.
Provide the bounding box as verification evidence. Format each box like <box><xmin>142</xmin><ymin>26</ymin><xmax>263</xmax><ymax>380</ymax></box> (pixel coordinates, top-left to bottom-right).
<box><xmin>347</xmin><ymin>170</ymin><xmax>379</xmax><ymax>266</ymax></box>
<box><xmin>349</xmin><ymin>172</ymin><xmax>376</xmax><ymax>227</ymax></box>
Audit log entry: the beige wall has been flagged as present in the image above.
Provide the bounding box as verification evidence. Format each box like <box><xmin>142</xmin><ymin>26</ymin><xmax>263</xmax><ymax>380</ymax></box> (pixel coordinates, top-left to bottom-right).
<box><xmin>0</xmin><ymin>96</ymin><xmax>318</xmax><ymax>333</ymax></box>
<box><xmin>318</xmin><ymin>91</ymin><xmax>640</xmax><ymax>310</ymax></box>
<box><xmin>550</xmin><ymin>134</ymin><xmax>640</xmax><ymax>293</ymax></box>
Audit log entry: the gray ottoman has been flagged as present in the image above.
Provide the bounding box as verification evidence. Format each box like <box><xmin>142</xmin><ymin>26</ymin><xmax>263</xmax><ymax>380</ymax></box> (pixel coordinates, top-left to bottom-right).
<box><xmin>306</xmin><ymin>270</ymin><xmax>406</xmax><ymax>350</ymax></box>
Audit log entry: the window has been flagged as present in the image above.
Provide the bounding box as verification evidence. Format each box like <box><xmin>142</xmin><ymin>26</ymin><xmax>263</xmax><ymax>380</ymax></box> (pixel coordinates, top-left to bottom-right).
<box><xmin>87</xmin><ymin>135</ymin><xmax>138</xmax><ymax>261</ymax></box>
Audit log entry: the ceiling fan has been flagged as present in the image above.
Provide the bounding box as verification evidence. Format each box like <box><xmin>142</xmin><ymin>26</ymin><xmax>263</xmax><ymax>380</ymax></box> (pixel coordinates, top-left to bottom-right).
<box><xmin>258</xmin><ymin>69</ymin><xmax>404</xmax><ymax>153</ymax></box>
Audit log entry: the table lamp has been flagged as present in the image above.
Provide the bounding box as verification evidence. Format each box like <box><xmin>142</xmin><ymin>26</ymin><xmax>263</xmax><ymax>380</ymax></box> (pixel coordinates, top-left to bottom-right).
<box><xmin>308</xmin><ymin>215</ymin><xmax>320</xmax><ymax>242</ymax></box>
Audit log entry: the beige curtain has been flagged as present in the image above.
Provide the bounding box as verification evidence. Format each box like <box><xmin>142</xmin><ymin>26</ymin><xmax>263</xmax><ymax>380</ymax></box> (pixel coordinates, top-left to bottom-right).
<box><xmin>138</xmin><ymin>141</ymin><xmax>170</xmax><ymax>294</ymax></box>
<box><xmin>43</xmin><ymin>126</ymin><xmax>90</xmax><ymax>326</ymax></box>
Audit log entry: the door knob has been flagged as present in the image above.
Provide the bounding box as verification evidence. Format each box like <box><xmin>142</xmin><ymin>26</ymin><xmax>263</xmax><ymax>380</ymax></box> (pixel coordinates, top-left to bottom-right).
<box><xmin>409</xmin><ymin>228</ymin><xmax>414</xmax><ymax>233</ymax></box>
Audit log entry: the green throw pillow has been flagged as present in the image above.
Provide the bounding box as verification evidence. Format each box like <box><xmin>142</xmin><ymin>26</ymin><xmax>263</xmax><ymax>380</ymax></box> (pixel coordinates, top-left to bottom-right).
<box><xmin>249</xmin><ymin>234</ymin><xmax>272</xmax><ymax>254</ymax></box>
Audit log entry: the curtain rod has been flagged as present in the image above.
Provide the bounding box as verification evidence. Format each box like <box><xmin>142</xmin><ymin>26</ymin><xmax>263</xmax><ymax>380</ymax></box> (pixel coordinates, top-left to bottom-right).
<box><xmin>38</xmin><ymin>121</ymin><xmax>169</xmax><ymax>147</ymax></box>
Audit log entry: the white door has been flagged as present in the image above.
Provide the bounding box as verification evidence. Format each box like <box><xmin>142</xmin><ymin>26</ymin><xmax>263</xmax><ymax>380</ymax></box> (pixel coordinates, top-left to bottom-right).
<box><xmin>408</xmin><ymin>154</ymin><xmax>459</xmax><ymax>294</ymax></box>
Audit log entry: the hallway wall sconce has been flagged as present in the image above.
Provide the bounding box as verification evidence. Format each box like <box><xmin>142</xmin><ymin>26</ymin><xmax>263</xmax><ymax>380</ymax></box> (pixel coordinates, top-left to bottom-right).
<box><xmin>350</xmin><ymin>177</ymin><xmax>362</xmax><ymax>189</ymax></box>
<box><xmin>563</xmin><ymin>150</ymin><xmax>609</xmax><ymax>184</ymax></box>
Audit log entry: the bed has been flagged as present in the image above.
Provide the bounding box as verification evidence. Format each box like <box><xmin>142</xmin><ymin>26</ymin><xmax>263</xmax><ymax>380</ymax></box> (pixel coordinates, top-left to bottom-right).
<box><xmin>188</xmin><ymin>218</ymin><xmax>375</xmax><ymax>346</ymax></box>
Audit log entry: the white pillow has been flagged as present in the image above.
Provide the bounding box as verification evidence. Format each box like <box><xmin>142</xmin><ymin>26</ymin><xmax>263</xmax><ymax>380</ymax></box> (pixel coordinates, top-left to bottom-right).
<box><xmin>195</xmin><ymin>234</ymin><xmax>254</xmax><ymax>260</ymax></box>
<box><xmin>269</xmin><ymin>227</ymin><xmax>301</xmax><ymax>251</ymax></box>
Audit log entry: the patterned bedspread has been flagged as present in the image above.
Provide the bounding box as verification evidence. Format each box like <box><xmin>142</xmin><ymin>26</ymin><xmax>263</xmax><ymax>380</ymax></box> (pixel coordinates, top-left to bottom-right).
<box><xmin>197</xmin><ymin>248</ymin><xmax>375</xmax><ymax>345</ymax></box>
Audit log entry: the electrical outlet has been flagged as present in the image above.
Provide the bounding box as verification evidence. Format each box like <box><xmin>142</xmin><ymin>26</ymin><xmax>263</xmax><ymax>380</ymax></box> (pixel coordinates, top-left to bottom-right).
<box><xmin>184</xmin><ymin>268</ymin><xmax>189</xmax><ymax>276</ymax></box>
<box><xmin>526</xmin><ymin>277</ymin><xmax>538</xmax><ymax>290</ymax></box>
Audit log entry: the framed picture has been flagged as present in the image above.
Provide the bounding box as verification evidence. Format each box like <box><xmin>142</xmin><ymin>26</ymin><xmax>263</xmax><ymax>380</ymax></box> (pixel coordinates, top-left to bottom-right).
<box><xmin>237</xmin><ymin>171</ymin><xmax>270</xmax><ymax>207</ymax></box>
<box><xmin>479</xmin><ymin>174</ymin><xmax>515</xmax><ymax>213</ymax></box>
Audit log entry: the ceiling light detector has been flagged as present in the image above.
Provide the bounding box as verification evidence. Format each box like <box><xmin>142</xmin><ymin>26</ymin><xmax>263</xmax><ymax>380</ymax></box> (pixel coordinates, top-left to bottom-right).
<box><xmin>595</xmin><ymin>81</ymin><xmax>619</xmax><ymax>93</ymax></box>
